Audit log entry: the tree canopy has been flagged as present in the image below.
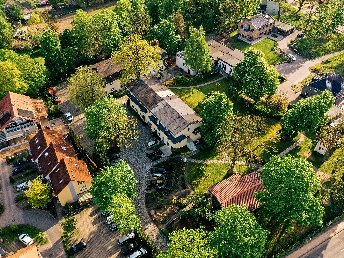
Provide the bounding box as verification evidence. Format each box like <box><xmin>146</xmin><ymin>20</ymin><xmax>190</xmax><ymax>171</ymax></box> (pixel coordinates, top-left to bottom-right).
<box><xmin>282</xmin><ymin>90</ymin><xmax>334</xmax><ymax>135</ymax></box>
<box><xmin>68</xmin><ymin>66</ymin><xmax>106</xmax><ymax>111</ymax></box>
<box><xmin>257</xmin><ymin>155</ymin><xmax>324</xmax><ymax>227</ymax></box>
<box><xmin>112</xmin><ymin>34</ymin><xmax>161</xmax><ymax>83</ymax></box>
<box><xmin>90</xmin><ymin>161</ymin><xmax>137</xmax><ymax>211</ymax></box>
<box><xmin>210</xmin><ymin>205</ymin><xmax>268</xmax><ymax>258</ymax></box>
<box><xmin>199</xmin><ymin>91</ymin><xmax>233</xmax><ymax>146</ymax></box>
<box><xmin>0</xmin><ymin>61</ymin><xmax>27</xmax><ymax>98</ymax></box>
<box><xmin>24</xmin><ymin>177</ymin><xmax>51</xmax><ymax>209</ymax></box>
<box><xmin>0</xmin><ymin>15</ymin><xmax>13</xmax><ymax>49</ymax></box>
<box><xmin>157</xmin><ymin>228</ymin><xmax>217</xmax><ymax>258</ymax></box>
<box><xmin>184</xmin><ymin>26</ymin><xmax>212</xmax><ymax>73</ymax></box>
<box><xmin>233</xmin><ymin>49</ymin><xmax>279</xmax><ymax>101</ymax></box>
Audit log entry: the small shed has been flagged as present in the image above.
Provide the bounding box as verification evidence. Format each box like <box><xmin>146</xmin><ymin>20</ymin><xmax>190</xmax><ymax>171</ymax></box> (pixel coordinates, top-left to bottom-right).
<box><xmin>273</xmin><ymin>20</ymin><xmax>295</xmax><ymax>36</ymax></box>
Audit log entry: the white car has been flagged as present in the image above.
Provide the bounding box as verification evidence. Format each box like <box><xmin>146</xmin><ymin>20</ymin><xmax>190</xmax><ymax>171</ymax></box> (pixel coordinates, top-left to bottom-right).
<box><xmin>287</xmin><ymin>54</ymin><xmax>296</xmax><ymax>62</ymax></box>
<box><xmin>63</xmin><ymin>112</ymin><xmax>74</xmax><ymax>123</ymax></box>
<box><xmin>19</xmin><ymin>234</ymin><xmax>34</xmax><ymax>246</ymax></box>
<box><xmin>16</xmin><ymin>181</ymin><xmax>29</xmax><ymax>192</ymax></box>
<box><xmin>128</xmin><ymin>247</ymin><xmax>147</xmax><ymax>258</ymax></box>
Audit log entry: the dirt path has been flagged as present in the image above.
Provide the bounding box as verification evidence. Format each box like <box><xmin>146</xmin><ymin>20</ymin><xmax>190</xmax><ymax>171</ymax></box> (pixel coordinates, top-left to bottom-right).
<box><xmin>168</xmin><ymin>76</ymin><xmax>226</xmax><ymax>89</ymax></box>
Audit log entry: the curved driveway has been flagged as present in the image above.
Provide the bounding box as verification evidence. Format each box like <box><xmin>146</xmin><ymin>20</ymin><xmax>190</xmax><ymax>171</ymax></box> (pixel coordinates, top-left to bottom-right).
<box><xmin>0</xmin><ymin>159</ymin><xmax>66</xmax><ymax>258</ymax></box>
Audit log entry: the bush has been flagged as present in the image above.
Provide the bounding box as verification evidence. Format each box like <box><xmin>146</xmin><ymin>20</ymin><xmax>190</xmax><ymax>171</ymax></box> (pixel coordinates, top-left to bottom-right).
<box><xmin>255</xmin><ymin>94</ymin><xmax>289</xmax><ymax>118</ymax></box>
<box><xmin>15</xmin><ymin>193</ymin><xmax>26</xmax><ymax>203</ymax></box>
<box><xmin>34</xmin><ymin>232</ymin><xmax>48</xmax><ymax>245</ymax></box>
<box><xmin>61</xmin><ymin>217</ymin><xmax>77</xmax><ymax>250</ymax></box>
<box><xmin>0</xmin><ymin>224</ymin><xmax>42</xmax><ymax>244</ymax></box>
<box><xmin>5</xmin><ymin>3</ymin><xmax>24</xmax><ymax>21</ymax></box>
<box><xmin>46</xmin><ymin>99</ymin><xmax>63</xmax><ymax>119</ymax></box>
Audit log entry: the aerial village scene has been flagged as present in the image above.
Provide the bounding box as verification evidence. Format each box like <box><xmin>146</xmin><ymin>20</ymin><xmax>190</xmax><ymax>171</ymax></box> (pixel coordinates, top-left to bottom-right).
<box><xmin>0</xmin><ymin>0</ymin><xmax>343</xmax><ymax>257</ymax></box>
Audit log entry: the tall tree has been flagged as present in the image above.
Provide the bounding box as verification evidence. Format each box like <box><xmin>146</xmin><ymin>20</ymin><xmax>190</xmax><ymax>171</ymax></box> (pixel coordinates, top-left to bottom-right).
<box><xmin>199</xmin><ymin>91</ymin><xmax>233</xmax><ymax>146</ymax></box>
<box><xmin>150</xmin><ymin>19</ymin><xmax>181</xmax><ymax>54</ymax></box>
<box><xmin>233</xmin><ymin>49</ymin><xmax>279</xmax><ymax>101</ymax></box>
<box><xmin>85</xmin><ymin>96</ymin><xmax>138</xmax><ymax>150</ymax></box>
<box><xmin>157</xmin><ymin>228</ymin><xmax>217</xmax><ymax>258</ymax></box>
<box><xmin>173</xmin><ymin>12</ymin><xmax>186</xmax><ymax>38</ymax></box>
<box><xmin>219</xmin><ymin>0</ymin><xmax>260</xmax><ymax>31</ymax></box>
<box><xmin>112</xmin><ymin>34</ymin><xmax>161</xmax><ymax>83</ymax></box>
<box><xmin>257</xmin><ymin>155</ymin><xmax>324</xmax><ymax>229</ymax></box>
<box><xmin>282</xmin><ymin>90</ymin><xmax>334</xmax><ymax>135</ymax></box>
<box><xmin>90</xmin><ymin>161</ymin><xmax>137</xmax><ymax>211</ymax></box>
<box><xmin>0</xmin><ymin>15</ymin><xmax>13</xmax><ymax>49</ymax></box>
<box><xmin>108</xmin><ymin>194</ymin><xmax>141</xmax><ymax>234</ymax></box>
<box><xmin>210</xmin><ymin>205</ymin><xmax>268</xmax><ymax>258</ymax></box>
<box><xmin>68</xmin><ymin>66</ymin><xmax>106</xmax><ymax>111</ymax></box>
<box><xmin>184</xmin><ymin>26</ymin><xmax>212</xmax><ymax>74</ymax></box>
<box><xmin>5</xmin><ymin>3</ymin><xmax>23</xmax><ymax>21</ymax></box>
<box><xmin>24</xmin><ymin>177</ymin><xmax>51</xmax><ymax>209</ymax></box>
<box><xmin>0</xmin><ymin>61</ymin><xmax>27</xmax><ymax>98</ymax></box>
<box><xmin>0</xmin><ymin>49</ymin><xmax>47</xmax><ymax>97</ymax></box>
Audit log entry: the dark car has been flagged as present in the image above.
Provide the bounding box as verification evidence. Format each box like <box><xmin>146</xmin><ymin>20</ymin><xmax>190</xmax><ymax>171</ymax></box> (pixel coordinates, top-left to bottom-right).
<box><xmin>121</xmin><ymin>242</ymin><xmax>138</xmax><ymax>255</ymax></box>
<box><xmin>297</xmin><ymin>33</ymin><xmax>305</xmax><ymax>38</ymax></box>
<box><xmin>12</xmin><ymin>163</ymin><xmax>31</xmax><ymax>175</ymax></box>
<box><xmin>118</xmin><ymin>232</ymin><xmax>136</xmax><ymax>246</ymax></box>
<box><xmin>13</xmin><ymin>157</ymin><xmax>29</xmax><ymax>167</ymax></box>
<box><xmin>67</xmin><ymin>241</ymin><xmax>87</xmax><ymax>255</ymax></box>
<box><xmin>150</xmin><ymin>167</ymin><xmax>166</xmax><ymax>174</ymax></box>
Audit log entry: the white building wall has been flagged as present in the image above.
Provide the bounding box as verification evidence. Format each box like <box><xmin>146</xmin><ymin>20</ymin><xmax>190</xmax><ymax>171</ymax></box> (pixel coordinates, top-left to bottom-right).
<box><xmin>176</xmin><ymin>51</ymin><xmax>197</xmax><ymax>76</ymax></box>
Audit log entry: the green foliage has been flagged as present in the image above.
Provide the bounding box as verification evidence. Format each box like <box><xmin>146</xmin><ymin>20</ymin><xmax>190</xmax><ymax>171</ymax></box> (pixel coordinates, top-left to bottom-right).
<box><xmin>85</xmin><ymin>96</ymin><xmax>138</xmax><ymax>150</ymax></box>
<box><xmin>108</xmin><ymin>194</ymin><xmax>141</xmax><ymax>234</ymax></box>
<box><xmin>150</xmin><ymin>19</ymin><xmax>180</xmax><ymax>54</ymax></box>
<box><xmin>310</xmin><ymin>52</ymin><xmax>344</xmax><ymax>76</ymax></box>
<box><xmin>24</xmin><ymin>177</ymin><xmax>51</xmax><ymax>209</ymax></box>
<box><xmin>233</xmin><ymin>49</ymin><xmax>279</xmax><ymax>101</ymax></box>
<box><xmin>48</xmin><ymin>0</ymin><xmax>67</xmax><ymax>7</ymax></box>
<box><xmin>0</xmin><ymin>15</ymin><xmax>13</xmax><ymax>49</ymax></box>
<box><xmin>184</xmin><ymin>26</ymin><xmax>212</xmax><ymax>73</ymax></box>
<box><xmin>33</xmin><ymin>232</ymin><xmax>48</xmax><ymax>245</ymax></box>
<box><xmin>0</xmin><ymin>224</ymin><xmax>43</xmax><ymax>244</ymax></box>
<box><xmin>219</xmin><ymin>0</ymin><xmax>260</xmax><ymax>31</ymax></box>
<box><xmin>182</xmin><ymin>193</ymin><xmax>214</xmax><ymax>226</ymax></box>
<box><xmin>15</xmin><ymin>193</ymin><xmax>26</xmax><ymax>203</ymax></box>
<box><xmin>0</xmin><ymin>61</ymin><xmax>27</xmax><ymax>99</ymax></box>
<box><xmin>255</xmin><ymin>94</ymin><xmax>289</xmax><ymax>118</ymax></box>
<box><xmin>282</xmin><ymin>90</ymin><xmax>334</xmax><ymax>135</ymax></box>
<box><xmin>27</xmin><ymin>12</ymin><xmax>45</xmax><ymax>26</ymax></box>
<box><xmin>257</xmin><ymin>155</ymin><xmax>324</xmax><ymax>227</ymax></box>
<box><xmin>46</xmin><ymin>99</ymin><xmax>63</xmax><ymax>119</ymax></box>
<box><xmin>5</xmin><ymin>3</ymin><xmax>24</xmax><ymax>21</ymax></box>
<box><xmin>90</xmin><ymin>161</ymin><xmax>137</xmax><ymax>211</ymax></box>
<box><xmin>0</xmin><ymin>49</ymin><xmax>47</xmax><ymax>97</ymax></box>
<box><xmin>157</xmin><ymin>228</ymin><xmax>217</xmax><ymax>258</ymax></box>
<box><xmin>210</xmin><ymin>205</ymin><xmax>268</xmax><ymax>258</ymax></box>
<box><xmin>112</xmin><ymin>34</ymin><xmax>161</xmax><ymax>83</ymax></box>
<box><xmin>61</xmin><ymin>217</ymin><xmax>76</xmax><ymax>249</ymax></box>
<box><xmin>68</xmin><ymin>66</ymin><xmax>106</xmax><ymax>111</ymax></box>
<box><xmin>199</xmin><ymin>91</ymin><xmax>233</xmax><ymax>146</ymax></box>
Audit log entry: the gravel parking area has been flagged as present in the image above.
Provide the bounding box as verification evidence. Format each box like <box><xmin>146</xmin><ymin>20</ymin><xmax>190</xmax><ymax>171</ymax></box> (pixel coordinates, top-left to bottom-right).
<box><xmin>120</xmin><ymin>122</ymin><xmax>167</xmax><ymax>250</ymax></box>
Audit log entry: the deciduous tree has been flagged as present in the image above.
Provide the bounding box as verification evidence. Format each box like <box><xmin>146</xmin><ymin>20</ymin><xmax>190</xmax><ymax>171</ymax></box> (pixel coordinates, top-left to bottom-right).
<box><xmin>199</xmin><ymin>91</ymin><xmax>233</xmax><ymax>146</ymax></box>
<box><xmin>0</xmin><ymin>15</ymin><xmax>13</xmax><ymax>49</ymax></box>
<box><xmin>0</xmin><ymin>61</ymin><xmax>27</xmax><ymax>98</ymax></box>
<box><xmin>257</xmin><ymin>155</ymin><xmax>324</xmax><ymax>228</ymax></box>
<box><xmin>5</xmin><ymin>3</ymin><xmax>24</xmax><ymax>21</ymax></box>
<box><xmin>90</xmin><ymin>161</ymin><xmax>137</xmax><ymax>211</ymax></box>
<box><xmin>184</xmin><ymin>26</ymin><xmax>212</xmax><ymax>74</ymax></box>
<box><xmin>24</xmin><ymin>177</ymin><xmax>51</xmax><ymax>209</ymax></box>
<box><xmin>68</xmin><ymin>66</ymin><xmax>106</xmax><ymax>111</ymax></box>
<box><xmin>157</xmin><ymin>228</ymin><xmax>217</xmax><ymax>258</ymax></box>
<box><xmin>112</xmin><ymin>34</ymin><xmax>161</xmax><ymax>83</ymax></box>
<box><xmin>233</xmin><ymin>49</ymin><xmax>279</xmax><ymax>101</ymax></box>
<box><xmin>282</xmin><ymin>90</ymin><xmax>334</xmax><ymax>135</ymax></box>
<box><xmin>210</xmin><ymin>205</ymin><xmax>268</xmax><ymax>258</ymax></box>
<box><xmin>150</xmin><ymin>19</ymin><xmax>181</xmax><ymax>54</ymax></box>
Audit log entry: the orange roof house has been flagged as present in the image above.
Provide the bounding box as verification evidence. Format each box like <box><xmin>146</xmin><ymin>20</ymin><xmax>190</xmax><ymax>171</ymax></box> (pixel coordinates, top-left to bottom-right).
<box><xmin>7</xmin><ymin>245</ymin><xmax>42</xmax><ymax>258</ymax></box>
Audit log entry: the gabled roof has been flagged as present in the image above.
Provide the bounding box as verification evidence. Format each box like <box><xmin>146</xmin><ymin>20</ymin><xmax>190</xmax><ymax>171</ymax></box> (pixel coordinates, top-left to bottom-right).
<box><xmin>91</xmin><ymin>59</ymin><xmax>121</xmax><ymax>79</ymax></box>
<box><xmin>49</xmin><ymin>157</ymin><xmax>92</xmax><ymax>195</ymax></box>
<box><xmin>0</xmin><ymin>92</ymin><xmax>47</xmax><ymax>130</ymax></box>
<box><xmin>7</xmin><ymin>245</ymin><xmax>41</xmax><ymax>258</ymax></box>
<box><xmin>207</xmin><ymin>40</ymin><xmax>244</xmax><ymax>67</ymax></box>
<box><xmin>245</xmin><ymin>14</ymin><xmax>274</xmax><ymax>29</ymax></box>
<box><xmin>208</xmin><ymin>172</ymin><xmax>263</xmax><ymax>211</ymax></box>
<box><xmin>128</xmin><ymin>79</ymin><xmax>202</xmax><ymax>135</ymax></box>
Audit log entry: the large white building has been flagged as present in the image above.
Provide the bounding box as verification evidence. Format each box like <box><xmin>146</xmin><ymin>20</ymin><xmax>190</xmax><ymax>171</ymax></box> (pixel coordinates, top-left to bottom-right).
<box><xmin>127</xmin><ymin>79</ymin><xmax>202</xmax><ymax>149</ymax></box>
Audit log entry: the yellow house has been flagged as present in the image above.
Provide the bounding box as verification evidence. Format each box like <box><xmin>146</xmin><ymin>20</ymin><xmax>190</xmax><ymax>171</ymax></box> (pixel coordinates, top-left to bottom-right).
<box><xmin>128</xmin><ymin>79</ymin><xmax>202</xmax><ymax>149</ymax></box>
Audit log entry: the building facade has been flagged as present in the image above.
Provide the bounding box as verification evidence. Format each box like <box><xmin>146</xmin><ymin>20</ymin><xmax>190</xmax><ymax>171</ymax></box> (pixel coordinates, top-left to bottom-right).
<box><xmin>128</xmin><ymin>79</ymin><xmax>202</xmax><ymax>149</ymax></box>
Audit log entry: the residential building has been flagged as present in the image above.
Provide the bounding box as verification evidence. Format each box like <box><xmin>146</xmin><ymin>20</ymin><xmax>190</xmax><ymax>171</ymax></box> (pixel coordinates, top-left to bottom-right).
<box><xmin>209</xmin><ymin>171</ymin><xmax>330</xmax><ymax>210</ymax></box>
<box><xmin>314</xmin><ymin>118</ymin><xmax>343</xmax><ymax>155</ymax></box>
<box><xmin>29</xmin><ymin>128</ymin><xmax>92</xmax><ymax>206</ymax></box>
<box><xmin>302</xmin><ymin>74</ymin><xmax>344</xmax><ymax>110</ymax></box>
<box><xmin>272</xmin><ymin>20</ymin><xmax>295</xmax><ymax>36</ymax></box>
<box><xmin>238</xmin><ymin>14</ymin><xmax>275</xmax><ymax>42</ymax></box>
<box><xmin>91</xmin><ymin>59</ymin><xmax>121</xmax><ymax>94</ymax></box>
<box><xmin>176</xmin><ymin>40</ymin><xmax>244</xmax><ymax>76</ymax></box>
<box><xmin>7</xmin><ymin>245</ymin><xmax>42</xmax><ymax>258</ymax></box>
<box><xmin>127</xmin><ymin>79</ymin><xmax>202</xmax><ymax>149</ymax></box>
<box><xmin>0</xmin><ymin>92</ymin><xmax>47</xmax><ymax>149</ymax></box>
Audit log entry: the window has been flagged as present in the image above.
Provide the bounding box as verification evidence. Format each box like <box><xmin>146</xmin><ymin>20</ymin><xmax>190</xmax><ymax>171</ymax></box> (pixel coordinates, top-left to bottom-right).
<box><xmin>80</xmin><ymin>186</ymin><xmax>87</xmax><ymax>192</ymax></box>
<box><xmin>44</xmin><ymin>152</ymin><xmax>48</xmax><ymax>157</ymax></box>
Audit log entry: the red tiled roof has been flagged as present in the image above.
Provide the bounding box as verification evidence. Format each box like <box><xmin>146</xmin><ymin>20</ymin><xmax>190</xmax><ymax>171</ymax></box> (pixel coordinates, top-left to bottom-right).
<box><xmin>49</xmin><ymin>157</ymin><xmax>92</xmax><ymax>195</ymax></box>
<box><xmin>7</xmin><ymin>245</ymin><xmax>41</xmax><ymax>258</ymax></box>
<box><xmin>208</xmin><ymin>172</ymin><xmax>264</xmax><ymax>211</ymax></box>
<box><xmin>0</xmin><ymin>92</ymin><xmax>47</xmax><ymax>130</ymax></box>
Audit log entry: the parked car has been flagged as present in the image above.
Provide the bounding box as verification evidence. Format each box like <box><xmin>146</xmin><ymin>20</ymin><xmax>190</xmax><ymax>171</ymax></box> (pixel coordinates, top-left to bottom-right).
<box><xmin>297</xmin><ymin>33</ymin><xmax>305</xmax><ymax>38</ymax></box>
<box><xmin>106</xmin><ymin>215</ymin><xmax>114</xmax><ymax>225</ymax></box>
<box><xmin>67</xmin><ymin>241</ymin><xmax>87</xmax><ymax>255</ymax></box>
<box><xmin>287</xmin><ymin>54</ymin><xmax>296</xmax><ymax>62</ymax></box>
<box><xmin>127</xmin><ymin>247</ymin><xmax>147</xmax><ymax>258</ymax></box>
<box><xmin>109</xmin><ymin>223</ymin><xmax>117</xmax><ymax>232</ymax></box>
<box><xmin>63</xmin><ymin>112</ymin><xmax>74</xmax><ymax>123</ymax></box>
<box><xmin>147</xmin><ymin>140</ymin><xmax>160</xmax><ymax>149</ymax></box>
<box><xmin>121</xmin><ymin>242</ymin><xmax>139</xmax><ymax>255</ymax></box>
<box><xmin>19</xmin><ymin>234</ymin><xmax>34</xmax><ymax>246</ymax></box>
<box><xmin>146</xmin><ymin>149</ymin><xmax>163</xmax><ymax>161</ymax></box>
<box><xmin>118</xmin><ymin>232</ymin><xmax>135</xmax><ymax>246</ymax></box>
<box><xmin>151</xmin><ymin>173</ymin><xmax>163</xmax><ymax>178</ymax></box>
<box><xmin>150</xmin><ymin>167</ymin><xmax>166</xmax><ymax>174</ymax></box>
<box><xmin>16</xmin><ymin>181</ymin><xmax>30</xmax><ymax>192</ymax></box>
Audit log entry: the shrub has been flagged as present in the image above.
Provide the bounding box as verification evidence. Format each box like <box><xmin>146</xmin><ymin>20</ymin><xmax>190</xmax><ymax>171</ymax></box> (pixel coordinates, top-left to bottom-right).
<box><xmin>5</xmin><ymin>3</ymin><xmax>24</xmax><ymax>21</ymax></box>
<box><xmin>34</xmin><ymin>232</ymin><xmax>48</xmax><ymax>245</ymax></box>
<box><xmin>15</xmin><ymin>193</ymin><xmax>26</xmax><ymax>203</ymax></box>
<box><xmin>61</xmin><ymin>217</ymin><xmax>77</xmax><ymax>250</ymax></box>
<box><xmin>255</xmin><ymin>94</ymin><xmax>289</xmax><ymax>117</ymax></box>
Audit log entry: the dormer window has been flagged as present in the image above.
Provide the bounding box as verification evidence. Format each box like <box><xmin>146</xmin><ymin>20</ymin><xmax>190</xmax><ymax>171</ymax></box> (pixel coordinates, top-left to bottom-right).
<box><xmin>44</xmin><ymin>152</ymin><xmax>48</xmax><ymax>157</ymax></box>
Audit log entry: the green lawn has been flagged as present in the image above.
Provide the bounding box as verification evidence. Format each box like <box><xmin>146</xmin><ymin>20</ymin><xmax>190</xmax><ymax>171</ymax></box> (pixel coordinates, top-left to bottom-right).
<box><xmin>229</xmin><ymin>37</ymin><xmax>285</xmax><ymax>65</ymax></box>
<box><xmin>319</xmin><ymin>145</ymin><xmax>344</xmax><ymax>176</ymax></box>
<box><xmin>0</xmin><ymin>224</ymin><xmax>47</xmax><ymax>246</ymax></box>
<box><xmin>187</xmin><ymin>163</ymin><xmax>231</xmax><ymax>193</ymax></box>
<box><xmin>310</xmin><ymin>52</ymin><xmax>344</xmax><ymax>76</ymax></box>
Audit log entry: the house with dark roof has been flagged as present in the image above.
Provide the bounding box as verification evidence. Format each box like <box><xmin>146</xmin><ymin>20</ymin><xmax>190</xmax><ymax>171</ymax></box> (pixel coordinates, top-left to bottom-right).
<box><xmin>0</xmin><ymin>92</ymin><xmax>47</xmax><ymax>149</ymax></box>
<box><xmin>29</xmin><ymin>128</ymin><xmax>92</xmax><ymax>206</ymax></box>
<box><xmin>302</xmin><ymin>74</ymin><xmax>344</xmax><ymax>110</ymax></box>
<box><xmin>176</xmin><ymin>40</ymin><xmax>244</xmax><ymax>76</ymax></box>
<box><xmin>127</xmin><ymin>79</ymin><xmax>202</xmax><ymax>149</ymax></box>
